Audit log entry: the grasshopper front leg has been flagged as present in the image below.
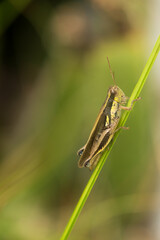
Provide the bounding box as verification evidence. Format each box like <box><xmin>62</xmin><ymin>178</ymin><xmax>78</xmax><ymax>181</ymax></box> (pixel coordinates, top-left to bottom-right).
<box><xmin>120</xmin><ymin>97</ymin><xmax>141</xmax><ymax>111</ymax></box>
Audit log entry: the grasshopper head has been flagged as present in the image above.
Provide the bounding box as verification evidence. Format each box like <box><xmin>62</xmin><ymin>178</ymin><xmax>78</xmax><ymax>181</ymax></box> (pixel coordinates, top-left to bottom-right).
<box><xmin>110</xmin><ymin>85</ymin><xmax>127</xmax><ymax>105</ymax></box>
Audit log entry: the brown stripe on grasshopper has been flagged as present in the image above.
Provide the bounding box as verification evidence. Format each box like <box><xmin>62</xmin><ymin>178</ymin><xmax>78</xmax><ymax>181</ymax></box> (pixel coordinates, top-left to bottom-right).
<box><xmin>83</xmin><ymin>120</ymin><xmax>119</xmax><ymax>170</ymax></box>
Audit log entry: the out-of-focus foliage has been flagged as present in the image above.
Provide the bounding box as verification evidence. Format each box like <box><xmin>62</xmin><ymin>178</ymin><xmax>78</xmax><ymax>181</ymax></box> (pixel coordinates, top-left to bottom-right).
<box><xmin>0</xmin><ymin>0</ymin><xmax>159</xmax><ymax>239</ymax></box>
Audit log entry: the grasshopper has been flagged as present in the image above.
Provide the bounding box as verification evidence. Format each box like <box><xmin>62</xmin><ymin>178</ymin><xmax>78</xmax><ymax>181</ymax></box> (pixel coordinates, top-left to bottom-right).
<box><xmin>78</xmin><ymin>57</ymin><xmax>141</xmax><ymax>170</ymax></box>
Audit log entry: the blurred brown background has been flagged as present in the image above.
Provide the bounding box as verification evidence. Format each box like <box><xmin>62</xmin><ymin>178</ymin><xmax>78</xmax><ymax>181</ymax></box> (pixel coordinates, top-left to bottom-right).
<box><xmin>0</xmin><ymin>0</ymin><xmax>160</xmax><ymax>239</ymax></box>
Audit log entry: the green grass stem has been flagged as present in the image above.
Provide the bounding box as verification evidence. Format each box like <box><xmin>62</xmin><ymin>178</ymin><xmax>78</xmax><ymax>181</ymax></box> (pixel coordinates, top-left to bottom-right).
<box><xmin>60</xmin><ymin>35</ymin><xmax>160</xmax><ymax>240</ymax></box>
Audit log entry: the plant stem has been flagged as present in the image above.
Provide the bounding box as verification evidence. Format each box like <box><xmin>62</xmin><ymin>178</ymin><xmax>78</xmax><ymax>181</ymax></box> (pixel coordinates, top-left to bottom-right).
<box><xmin>60</xmin><ymin>35</ymin><xmax>160</xmax><ymax>240</ymax></box>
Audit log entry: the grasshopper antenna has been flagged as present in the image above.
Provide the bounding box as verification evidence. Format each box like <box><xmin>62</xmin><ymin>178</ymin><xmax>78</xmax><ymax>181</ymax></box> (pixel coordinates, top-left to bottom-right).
<box><xmin>107</xmin><ymin>57</ymin><xmax>117</xmax><ymax>86</ymax></box>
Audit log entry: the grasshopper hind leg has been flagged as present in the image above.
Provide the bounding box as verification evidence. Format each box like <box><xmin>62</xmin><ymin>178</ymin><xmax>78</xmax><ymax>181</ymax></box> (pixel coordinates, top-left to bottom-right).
<box><xmin>84</xmin><ymin>154</ymin><xmax>101</xmax><ymax>171</ymax></box>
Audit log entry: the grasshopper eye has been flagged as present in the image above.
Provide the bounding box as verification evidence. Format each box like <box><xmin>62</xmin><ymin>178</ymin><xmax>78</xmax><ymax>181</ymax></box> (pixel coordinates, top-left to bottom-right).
<box><xmin>111</xmin><ymin>89</ymin><xmax>115</xmax><ymax>94</ymax></box>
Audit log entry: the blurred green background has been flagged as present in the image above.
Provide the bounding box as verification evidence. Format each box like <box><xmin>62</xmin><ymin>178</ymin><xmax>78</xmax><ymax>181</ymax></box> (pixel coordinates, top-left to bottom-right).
<box><xmin>0</xmin><ymin>0</ymin><xmax>160</xmax><ymax>239</ymax></box>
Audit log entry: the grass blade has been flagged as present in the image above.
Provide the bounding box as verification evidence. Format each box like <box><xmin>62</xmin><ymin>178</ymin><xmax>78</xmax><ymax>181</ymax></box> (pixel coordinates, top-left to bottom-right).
<box><xmin>60</xmin><ymin>35</ymin><xmax>160</xmax><ymax>240</ymax></box>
